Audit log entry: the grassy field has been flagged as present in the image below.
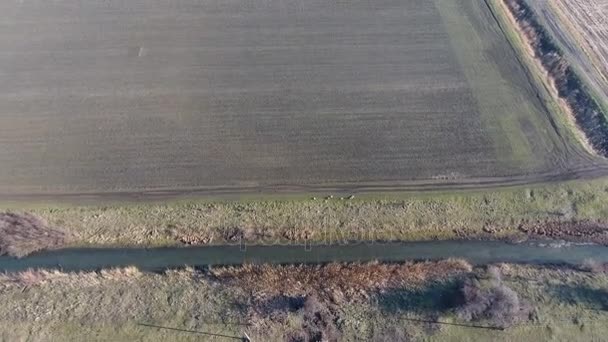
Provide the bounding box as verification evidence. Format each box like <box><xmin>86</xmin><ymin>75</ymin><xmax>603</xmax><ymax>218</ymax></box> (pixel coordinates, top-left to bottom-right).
<box><xmin>0</xmin><ymin>0</ymin><xmax>599</xmax><ymax>195</ymax></box>
<box><xmin>1</xmin><ymin>176</ymin><xmax>608</xmax><ymax>252</ymax></box>
<box><xmin>2</xmin><ymin>262</ymin><xmax>608</xmax><ymax>341</ymax></box>
<box><xmin>427</xmin><ymin>264</ymin><xmax>608</xmax><ymax>341</ymax></box>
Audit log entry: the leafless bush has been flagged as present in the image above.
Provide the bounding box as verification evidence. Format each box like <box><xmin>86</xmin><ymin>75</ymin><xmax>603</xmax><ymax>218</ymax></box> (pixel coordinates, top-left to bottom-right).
<box><xmin>0</xmin><ymin>212</ymin><xmax>68</xmax><ymax>257</ymax></box>
<box><xmin>252</xmin><ymin>295</ymin><xmax>306</xmax><ymax>323</ymax></box>
<box><xmin>580</xmin><ymin>259</ymin><xmax>608</xmax><ymax>273</ymax></box>
<box><xmin>286</xmin><ymin>295</ymin><xmax>341</xmax><ymax>342</ymax></box>
<box><xmin>456</xmin><ymin>266</ymin><xmax>531</xmax><ymax>328</ymax></box>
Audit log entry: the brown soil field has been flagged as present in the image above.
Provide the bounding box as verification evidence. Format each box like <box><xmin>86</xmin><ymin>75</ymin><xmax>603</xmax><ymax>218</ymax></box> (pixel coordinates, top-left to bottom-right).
<box><xmin>0</xmin><ymin>0</ymin><xmax>603</xmax><ymax>197</ymax></box>
<box><xmin>551</xmin><ymin>0</ymin><xmax>608</xmax><ymax>95</ymax></box>
<box><xmin>529</xmin><ymin>0</ymin><xmax>608</xmax><ymax>106</ymax></box>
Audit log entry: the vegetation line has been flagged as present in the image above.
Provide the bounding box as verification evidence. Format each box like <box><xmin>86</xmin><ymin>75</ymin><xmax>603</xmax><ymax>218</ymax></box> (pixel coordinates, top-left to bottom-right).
<box><xmin>137</xmin><ymin>323</ymin><xmax>246</xmax><ymax>340</ymax></box>
<box><xmin>501</xmin><ymin>0</ymin><xmax>608</xmax><ymax>157</ymax></box>
<box><xmin>398</xmin><ymin>317</ymin><xmax>505</xmax><ymax>331</ymax></box>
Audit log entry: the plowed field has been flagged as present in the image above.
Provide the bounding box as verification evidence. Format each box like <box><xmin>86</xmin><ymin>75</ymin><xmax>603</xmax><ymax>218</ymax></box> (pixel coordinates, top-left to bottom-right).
<box><xmin>0</xmin><ymin>0</ymin><xmax>600</xmax><ymax>197</ymax></box>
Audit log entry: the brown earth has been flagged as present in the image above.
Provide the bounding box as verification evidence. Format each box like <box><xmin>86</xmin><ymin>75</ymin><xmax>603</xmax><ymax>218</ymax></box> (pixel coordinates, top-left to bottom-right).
<box><xmin>518</xmin><ymin>220</ymin><xmax>608</xmax><ymax>244</ymax></box>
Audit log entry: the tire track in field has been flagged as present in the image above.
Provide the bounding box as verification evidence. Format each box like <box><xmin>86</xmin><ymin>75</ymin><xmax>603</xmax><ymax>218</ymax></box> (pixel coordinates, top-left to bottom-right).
<box><xmin>2</xmin><ymin>162</ymin><xmax>608</xmax><ymax>202</ymax></box>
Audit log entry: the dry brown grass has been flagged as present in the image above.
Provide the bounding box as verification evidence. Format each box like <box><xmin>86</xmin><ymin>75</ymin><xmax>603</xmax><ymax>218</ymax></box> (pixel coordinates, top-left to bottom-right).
<box><xmin>0</xmin><ymin>266</ymin><xmax>142</xmax><ymax>290</ymax></box>
<box><xmin>456</xmin><ymin>266</ymin><xmax>532</xmax><ymax>328</ymax></box>
<box><xmin>0</xmin><ymin>261</ymin><xmax>473</xmax><ymax>341</ymax></box>
<box><xmin>210</xmin><ymin>260</ymin><xmax>470</xmax><ymax>341</ymax></box>
<box><xmin>209</xmin><ymin>259</ymin><xmax>472</xmax><ymax>302</ymax></box>
<box><xmin>0</xmin><ymin>212</ymin><xmax>69</xmax><ymax>257</ymax></box>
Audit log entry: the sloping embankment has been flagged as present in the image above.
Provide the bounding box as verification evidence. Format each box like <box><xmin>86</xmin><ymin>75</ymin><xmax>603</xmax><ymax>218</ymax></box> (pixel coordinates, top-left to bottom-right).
<box><xmin>503</xmin><ymin>0</ymin><xmax>608</xmax><ymax>157</ymax></box>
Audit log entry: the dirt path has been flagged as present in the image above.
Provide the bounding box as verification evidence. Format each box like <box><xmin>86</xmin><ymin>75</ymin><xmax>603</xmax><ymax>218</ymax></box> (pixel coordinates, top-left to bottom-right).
<box><xmin>1</xmin><ymin>162</ymin><xmax>608</xmax><ymax>202</ymax></box>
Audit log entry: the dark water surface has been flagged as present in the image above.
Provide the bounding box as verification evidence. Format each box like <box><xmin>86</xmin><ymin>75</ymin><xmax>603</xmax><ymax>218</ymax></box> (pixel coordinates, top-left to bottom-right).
<box><xmin>1</xmin><ymin>240</ymin><xmax>607</xmax><ymax>272</ymax></box>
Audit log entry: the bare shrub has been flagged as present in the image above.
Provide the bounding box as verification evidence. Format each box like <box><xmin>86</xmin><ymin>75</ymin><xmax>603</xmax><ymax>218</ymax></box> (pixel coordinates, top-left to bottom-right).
<box><xmin>580</xmin><ymin>259</ymin><xmax>608</xmax><ymax>273</ymax></box>
<box><xmin>252</xmin><ymin>295</ymin><xmax>306</xmax><ymax>323</ymax></box>
<box><xmin>0</xmin><ymin>212</ymin><xmax>68</xmax><ymax>257</ymax></box>
<box><xmin>286</xmin><ymin>330</ymin><xmax>309</xmax><ymax>342</ymax></box>
<box><xmin>456</xmin><ymin>266</ymin><xmax>531</xmax><ymax>328</ymax></box>
<box><xmin>295</xmin><ymin>295</ymin><xmax>341</xmax><ymax>342</ymax></box>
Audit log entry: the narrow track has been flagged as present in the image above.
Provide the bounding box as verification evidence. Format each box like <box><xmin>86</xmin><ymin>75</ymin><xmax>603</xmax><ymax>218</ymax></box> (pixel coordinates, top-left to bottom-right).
<box><xmin>2</xmin><ymin>162</ymin><xmax>608</xmax><ymax>202</ymax></box>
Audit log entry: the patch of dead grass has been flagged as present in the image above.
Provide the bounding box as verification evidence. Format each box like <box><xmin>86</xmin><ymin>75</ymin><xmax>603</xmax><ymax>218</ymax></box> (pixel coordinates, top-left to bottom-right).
<box><xmin>209</xmin><ymin>259</ymin><xmax>472</xmax><ymax>302</ymax></box>
<box><xmin>0</xmin><ymin>212</ymin><xmax>69</xmax><ymax>257</ymax></box>
<box><xmin>0</xmin><ymin>266</ymin><xmax>142</xmax><ymax>290</ymax></box>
